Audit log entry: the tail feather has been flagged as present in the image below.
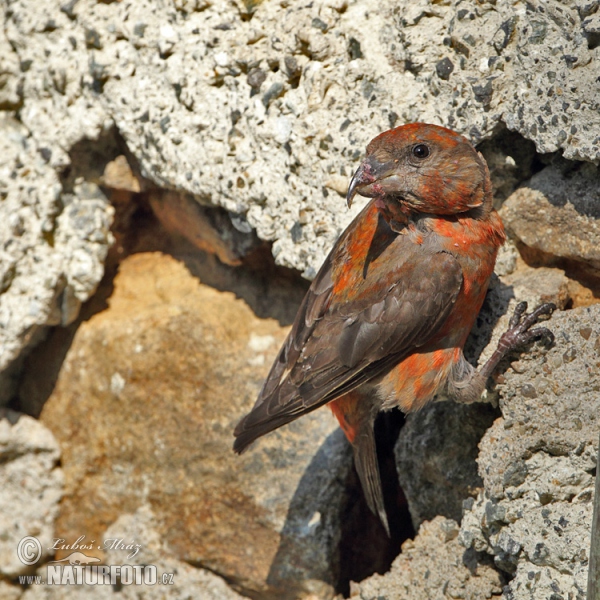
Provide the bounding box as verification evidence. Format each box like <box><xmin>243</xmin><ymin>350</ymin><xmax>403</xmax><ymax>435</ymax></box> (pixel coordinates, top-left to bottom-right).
<box><xmin>352</xmin><ymin>428</ymin><xmax>390</xmax><ymax>537</ymax></box>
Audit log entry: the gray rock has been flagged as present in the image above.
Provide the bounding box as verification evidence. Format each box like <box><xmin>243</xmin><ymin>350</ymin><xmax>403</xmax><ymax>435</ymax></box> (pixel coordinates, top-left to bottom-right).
<box><xmin>3</xmin><ymin>0</ymin><xmax>600</xmax><ymax>284</ymax></box>
<box><xmin>0</xmin><ymin>409</ymin><xmax>64</xmax><ymax>578</ymax></box>
<box><xmin>395</xmin><ymin>401</ymin><xmax>498</xmax><ymax>530</ymax></box>
<box><xmin>353</xmin><ymin>516</ymin><xmax>503</xmax><ymax>599</ymax></box>
<box><xmin>2</xmin><ymin>0</ymin><xmax>599</xmax><ymax>389</ymax></box>
<box><xmin>0</xmin><ymin>112</ymin><xmax>113</xmax><ymax>392</ymax></box>
<box><xmin>459</xmin><ymin>304</ymin><xmax>600</xmax><ymax>599</ymax></box>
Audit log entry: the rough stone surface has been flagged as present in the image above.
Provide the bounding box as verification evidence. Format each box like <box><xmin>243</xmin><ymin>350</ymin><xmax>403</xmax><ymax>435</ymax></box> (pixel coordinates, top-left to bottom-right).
<box><xmin>0</xmin><ymin>112</ymin><xmax>114</xmax><ymax>379</ymax></box>
<box><xmin>38</xmin><ymin>252</ymin><xmax>352</xmax><ymax>599</ymax></box>
<box><xmin>3</xmin><ymin>0</ymin><xmax>600</xmax><ymax>282</ymax></box>
<box><xmin>353</xmin><ymin>516</ymin><xmax>503</xmax><ymax>599</ymax></box>
<box><xmin>21</xmin><ymin>505</ymin><xmax>249</xmax><ymax>600</ymax></box>
<box><xmin>459</xmin><ymin>304</ymin><xmax>600</xmax><ymax>600</ymax></box>
<box><xmin>392</xmin><ymin>259</ymin><xmax>576</xmax><ymax>551</ymax></box>
<box><xmin>0</xmin><ymin>409</ymin><xmax>64</xmax><ymax>578</ymax></box>
<box><xmin>0</xmin><ymin>581</ymin><xmax>22</xmax><ymax>600</ymax></box>
<box><xmin>2</xmin><ymin>0</ymin><xmax>599</xmax><ymax>394</ymax></box>
<box><xmin>395</xmin><ymin>401</ymin><xmax>498</xmax><ymax>530</ymax></box>
<box><xmin>502</xmin><ymin>265</ymin><xmax>571</xmax><ymax>311</ymax></box>
<box><xmin>501</xmin><ymin>160</ymin><xmax>600</xmax><ymax>272</ymax></box>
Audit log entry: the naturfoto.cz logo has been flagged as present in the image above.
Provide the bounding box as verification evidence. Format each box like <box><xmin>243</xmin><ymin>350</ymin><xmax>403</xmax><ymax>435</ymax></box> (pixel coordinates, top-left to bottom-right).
<box><xmin>17</xmin><ymin>536</ymin><xmax>175</xmax><ymax>587</ymax></box>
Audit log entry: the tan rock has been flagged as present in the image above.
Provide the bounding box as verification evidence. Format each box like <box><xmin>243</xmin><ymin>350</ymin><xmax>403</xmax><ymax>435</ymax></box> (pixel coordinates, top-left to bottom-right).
<box><xmin>101</xmin><ymin>156</ymin><xmax>141</xmax><ymax>193</ymax></box>
<box><xmin>39</xmin><ymin>252</ymin><xmax>351</xmax><ymax>598</ymax></box>
<box><xmin>501</xmin><ymin>162</ymin><xmax>600</xmax><ymax>272</ymax></box>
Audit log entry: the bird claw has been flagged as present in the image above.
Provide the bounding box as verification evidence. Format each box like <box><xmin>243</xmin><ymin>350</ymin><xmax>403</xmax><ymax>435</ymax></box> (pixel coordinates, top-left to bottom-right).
<box><xmin>499</xmin><ymin>301</ymin><xmax>556</xmax><ymax>353</ymax></box>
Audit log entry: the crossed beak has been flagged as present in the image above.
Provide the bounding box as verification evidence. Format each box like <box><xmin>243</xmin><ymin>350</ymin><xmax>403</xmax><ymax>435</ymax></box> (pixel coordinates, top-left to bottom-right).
<box><xmin>346</xmin><ymin>157</ymin><xmax>400</xmax><ymax>208</ymax></box>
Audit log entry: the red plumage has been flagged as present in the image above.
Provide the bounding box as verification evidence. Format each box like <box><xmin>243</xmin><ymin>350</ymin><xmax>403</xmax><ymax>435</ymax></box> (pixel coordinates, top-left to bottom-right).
<box><xmin>233</xmin><ymin>123</ymin><xmax>554</xmax><ymax>533</ymax></box>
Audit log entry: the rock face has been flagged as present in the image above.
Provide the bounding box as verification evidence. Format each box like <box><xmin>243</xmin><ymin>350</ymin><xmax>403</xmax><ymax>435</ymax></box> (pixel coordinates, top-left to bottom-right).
<box><xmin>3</xmin><ymin>0</ymin><xmax>600</xmax><ymax>286</ymax></box>
<box><xmin>22</xmin><ymin>505</ymin><xmax>249</xmax><ymax>600</ymax></box>
<box><xmin>0</xmin><ymin>112</ymin><xmax>113</xmax><ymax>384</ymax></box>
<box><xmin>395</xmin><ymin>401</ymin><xmax>498</xmax><ymax>530</ymax></box>
<box><xmin>459</xmin><ymin>304</ymin><xmax>600</xmax><ymax>600</ymax></box>
<box><xmin>2</xmin><ymin>0</ymin><xmax>600</xmax><ymax>598</ymax></box>
<box><xmin>0</xmin><ymin>410</ymin><xmax>64</xmax><ymax>578</ymax></box>
<box><xmin>353</xmin><ymin>516</ymin><xmax>503</xmax><ymax>599</ymax></box>
<box><xmin>2</xmin><ymin>0</ymin><xmax>599</xmax><ymax>403</ymax></box>
<box><xmin>501</xmin><ymin>160</ymin><xmax>600</xmax><ymax>274</ymax></box>
<box><xmin>38</xmin><ymin>252</ymin><xmax>352</xmax><ymax>599</ymax></box>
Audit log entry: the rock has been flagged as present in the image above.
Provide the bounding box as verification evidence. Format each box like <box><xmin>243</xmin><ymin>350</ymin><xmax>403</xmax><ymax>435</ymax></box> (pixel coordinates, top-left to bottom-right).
<box><xmin>502</xmin><ymin>265</ymin><xmax>571</xmax><ymax>311</ymax></box>
<box><xmin>0</xmin><ymin>112</ymin><xmax>114</xmax><ymax>388</ymax></box>
<box><xmin>21</xmin><ymin>505</ymin><xmax>249</xmax><ymax>600</ymax></box>
<box><xmin>148</xmin><ymin>189</ymin><xmax>261</xmax><ymax>266</ymax></box>
<box><xmin>395</xmin><ymin>401</ymin><xmax>498</xmax><ymax>530</ymax></box>
<box><xmin>3</xmin><ymin>0</ymin><xmax>600</xmax><ymax>282</ymax></box>
<box><xmin>501</xmin><ymin>161</ymin><xmax>600</xmax><ymax>272</ymax></box>
<box><xmin>0</xmin><ymin>581</ymin><xmax>22</xmax><ymax>600</ymax></box>
<box><xmin>100</xmin><ymin>155</ymin><xmax>141</xmax><ymax>193</ymax></box>
<box><xmin>353</xmin><ymin>516</ymin><xmax>503</xmax><ymax>599</ymax></box>
<box><xmin>459</xmin><ymin>304</ymin><xmax>600</xmax><ymax>599</ymax></box>
<box><xmin>0</xmin><ymin>26</ymin><xmax>22</xmax><ymax>110</ymax></box>
<box><xmin>0</xmin><ymin>409</ymin><xmax>64</xmax><ymax>578</ymax></box>
<box><xmin>38</xmin><ymin>252</ymin><xmax>352</xmax><ymax>599</ymax></box>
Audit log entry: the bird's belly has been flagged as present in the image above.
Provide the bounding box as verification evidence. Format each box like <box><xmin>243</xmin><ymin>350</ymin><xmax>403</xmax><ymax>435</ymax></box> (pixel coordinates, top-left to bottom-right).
<box><xmin>377</xmin><ymin>346</ymin><xmax>461</xmax><ymax>412</ymax></box>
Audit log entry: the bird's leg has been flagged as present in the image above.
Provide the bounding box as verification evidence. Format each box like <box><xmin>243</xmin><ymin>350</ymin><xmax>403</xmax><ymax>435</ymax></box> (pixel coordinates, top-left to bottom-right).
<box><xmin>449</xmin><ymin>302</ymin><xmax>556</xmax><ymax>404</ymax></box>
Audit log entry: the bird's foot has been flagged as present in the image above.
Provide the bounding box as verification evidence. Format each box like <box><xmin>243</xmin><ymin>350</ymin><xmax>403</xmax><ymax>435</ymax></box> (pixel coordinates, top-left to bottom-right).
<box><xmin>498</xmin><ymin>301</ymin><xmax>556</xmax><ymax>355</ymax></box>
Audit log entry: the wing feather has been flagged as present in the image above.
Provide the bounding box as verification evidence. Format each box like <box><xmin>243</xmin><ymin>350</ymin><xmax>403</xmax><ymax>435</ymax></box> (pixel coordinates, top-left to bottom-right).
<box><xmin>233</xmin><ymin>248</ymin><xmax>463</xmax><ymax>453</ymax></box>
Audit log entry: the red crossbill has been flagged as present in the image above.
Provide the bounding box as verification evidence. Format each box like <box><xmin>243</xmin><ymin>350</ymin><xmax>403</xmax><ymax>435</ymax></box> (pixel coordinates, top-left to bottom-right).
<box><xmin>233</xmin><ymin>123</ymin><xmax>554</xmax><ymax>534</ymax></box>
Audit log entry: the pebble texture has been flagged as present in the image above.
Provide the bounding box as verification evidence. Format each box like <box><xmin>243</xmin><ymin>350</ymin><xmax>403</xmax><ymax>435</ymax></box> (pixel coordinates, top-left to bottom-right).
<box><xmin>1</xmin><ymin>0</ymin><xmax>598</xmax><ymax>381</ymax></box>
<box><xmin>459</xmin><ymin>304</ymin><xmax>600</xmax><ymax>600</ymax></box>
<box><xmin>0</xmin><ymin>409</ymin><xmax>64</xmax><ymax>578</ymax></box>
<box><xmin>353</xmin><ymin>517</ymin><xmax>503</xmax><ymax>599</ymax></box>
<box><xmin>0</xmin><ymin>113</ymin><xmax>113</xmax><ymax>379</ymax></box>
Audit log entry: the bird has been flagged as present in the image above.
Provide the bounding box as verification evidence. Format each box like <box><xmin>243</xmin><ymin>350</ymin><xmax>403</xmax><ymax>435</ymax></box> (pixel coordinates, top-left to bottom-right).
<box><xmin>233</xmin><ymin>123</ymin><xmax>554</xmax><ymax>534</ymax></box>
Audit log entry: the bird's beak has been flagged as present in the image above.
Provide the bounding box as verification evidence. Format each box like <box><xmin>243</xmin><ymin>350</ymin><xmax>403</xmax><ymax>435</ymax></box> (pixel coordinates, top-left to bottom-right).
<box><xmin>346</xmin><ymin>156</ymin><xmax>396</xmax><ymax>208</ymax></box>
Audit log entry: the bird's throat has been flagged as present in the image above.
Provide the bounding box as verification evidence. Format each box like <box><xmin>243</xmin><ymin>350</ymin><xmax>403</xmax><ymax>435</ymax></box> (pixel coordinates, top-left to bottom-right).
<box><xmin>375</xmin><ymin>195</ymin><xmax>410</xmax><ymax>233</ymax></box>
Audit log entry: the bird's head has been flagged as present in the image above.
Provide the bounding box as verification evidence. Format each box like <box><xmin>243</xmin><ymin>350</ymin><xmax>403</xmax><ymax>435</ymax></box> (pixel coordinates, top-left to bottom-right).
<box><xmin>346</xmin><ymin>123</ymin><xmax>492</xmax><ymax>218</ymax></box>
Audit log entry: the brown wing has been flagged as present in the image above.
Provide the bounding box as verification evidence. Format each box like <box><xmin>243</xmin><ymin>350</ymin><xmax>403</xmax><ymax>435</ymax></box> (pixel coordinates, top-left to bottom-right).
<box><xmin>233</xmin><ymin>250</ymin><xmax>463</xmax><ymax>453</ymax></box>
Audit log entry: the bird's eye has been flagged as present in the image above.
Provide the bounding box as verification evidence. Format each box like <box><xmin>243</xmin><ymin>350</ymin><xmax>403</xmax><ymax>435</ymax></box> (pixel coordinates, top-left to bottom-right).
<box><xmin>412</xmin><ymin>144</ymin><xmax>430</xmax><ymax>159</ymax></box>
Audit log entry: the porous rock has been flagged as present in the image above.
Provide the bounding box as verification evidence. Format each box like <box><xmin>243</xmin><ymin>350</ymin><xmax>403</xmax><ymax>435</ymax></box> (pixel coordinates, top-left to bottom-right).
<box><xmin>392</xmin><ymin>260</ymin><xmax>575</xmax><ymax>555</ymax></box>
<box><xmin>352</xmin><ymin>516</ymin><xmax>503</xmax><ymax>599</ymax></box>
<box><xmin>38</xmin><ymin>252</ymin><xmax>352</xmax><ymax>599</ymax></box>
<box><xmin>395</xmin><ymin>401</ymin><xmax>498</xmax><ymax>530</ymax></box>
<box><xmin>459</xmin><ymin>304</ymin><xmax>600</xmax><ymax>600</ymax></box>
<box><xmin>0</xmin><ymin>113</ymin><xmax>114</xmax><ymax>385</ymax></box>
<box><xmin>2</xmin><ymin>0</ymin><xmax>599</xmax><ymax>385</ymax></box>
<box><xmin>0</xmin><ymin>409</ymin><xmax>64</xmax><ymax>578</ymax></box>
<box><xmin>3</xmin><ymin>0</ymin><xmax>600</xmax><ymax>283</ymax></box>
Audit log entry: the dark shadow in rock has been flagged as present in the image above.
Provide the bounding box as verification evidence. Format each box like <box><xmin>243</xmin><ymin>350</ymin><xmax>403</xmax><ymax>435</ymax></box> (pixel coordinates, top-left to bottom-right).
<box><xmin>517</xmin><ymin>242</ymin><xmax>600</xmax><ymax>307</ymax></box>
<box><xmin>265</xmin><ymin>409</ymin><xmax>413</xmax><ymax>599</ymax></box>
<box><xmin>525</xmin><ymin>156</ymin><xmax>600</xmax><ymax>218</ymax></box>
<box><xmin>476</xmin><ymin>125</ymin><xmax>545</xmax><ymax>207</ymax></box>
<box><xmin>336</xmin><ymin>408</ymin><xmax>414</xmax><ymax>597</ymax></box>
<box><xmin>395</xmin><ymin>400</ymin><xmax>500</xmax><ymax>529</ymax></box>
